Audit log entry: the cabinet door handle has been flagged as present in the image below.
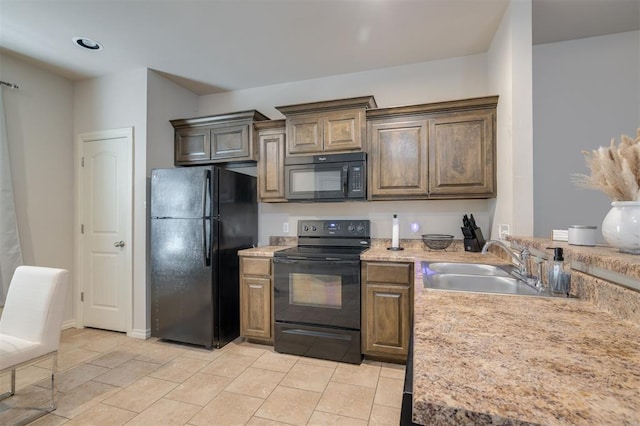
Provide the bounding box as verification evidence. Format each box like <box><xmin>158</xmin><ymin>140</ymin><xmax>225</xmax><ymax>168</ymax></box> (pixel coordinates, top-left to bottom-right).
<box><xmin>377</xmin><ymin>293</ymin><xmax>401</xmax><ymax>299</ymax></box>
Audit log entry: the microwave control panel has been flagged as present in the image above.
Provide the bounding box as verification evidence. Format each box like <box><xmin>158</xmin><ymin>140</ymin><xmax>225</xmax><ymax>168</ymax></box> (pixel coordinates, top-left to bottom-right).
<box><xmin>350</xmin><ymin>165</ymin><xmax>364</xmax><ymax>193</ymax></box>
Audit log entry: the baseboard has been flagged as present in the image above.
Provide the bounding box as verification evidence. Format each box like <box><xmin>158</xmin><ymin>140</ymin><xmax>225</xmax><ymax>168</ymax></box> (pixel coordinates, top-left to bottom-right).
<box><xmin>62</xmin><ymin>319</ymin><xmax>77</xmax><ymax>330</ymax></box>
<box><xmin>128</xmin><ymin>328</ymin><xmax>150</xmax><ymax>340</ymax></box>
<box><xmin>59</xmin><ymin>320</ymin><xmax>149</xmax><ymax>340</ymax></box>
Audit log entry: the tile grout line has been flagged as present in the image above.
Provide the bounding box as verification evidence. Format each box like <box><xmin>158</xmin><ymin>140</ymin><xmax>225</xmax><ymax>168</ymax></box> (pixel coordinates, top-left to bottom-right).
<box><xmin>244</xmin><ymin>353</ymin><xmax>334</xmax><ymax>425</ymax></box>
<box><xmin>247</xmin><ymin>353</ymin><xmax>302</xmax><ymax>424</ymax></box>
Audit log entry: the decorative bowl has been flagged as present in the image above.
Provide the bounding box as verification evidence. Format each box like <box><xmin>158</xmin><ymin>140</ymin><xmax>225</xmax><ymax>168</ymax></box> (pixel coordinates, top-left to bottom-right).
<box><xmin>422</xmin><ymin>234</ymin><xmax>454</xmax><ymax>250</ymax></box>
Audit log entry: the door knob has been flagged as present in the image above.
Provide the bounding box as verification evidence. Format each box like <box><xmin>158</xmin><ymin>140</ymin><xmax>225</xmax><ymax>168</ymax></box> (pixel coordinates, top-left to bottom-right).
<box><xmin>114</xmin><ymin>241</ymin><xmax>125</xmax><ymax>247</ymax></box>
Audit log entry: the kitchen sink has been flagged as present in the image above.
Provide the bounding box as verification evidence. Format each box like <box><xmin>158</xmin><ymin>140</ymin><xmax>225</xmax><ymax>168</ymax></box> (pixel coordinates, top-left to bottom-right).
<box><xmin>421</xmin><ymin>261</ymin><xmax>543</xmax><ymax>297</ymax></box>
<box><xmin>426</xmin><ymin>273</ymin><xmax>540</xmax><ymax>296</ymax></box>
<box><xmin>425</xmin><ymin>262</ymin><xmax>510</xmax><ymax>276</ymax></box>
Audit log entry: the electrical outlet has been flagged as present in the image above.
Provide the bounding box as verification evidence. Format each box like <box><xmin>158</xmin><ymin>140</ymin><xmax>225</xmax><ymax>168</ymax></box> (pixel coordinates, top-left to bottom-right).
<box><xmin>283</xmin><ymin>222</ymin><xmax>289</xmax><ymax>233</ymax></box>
<box><xmin>499</xmin><ymin>224</ymin><xmax>510</xmax><ymax>239</ymax></box>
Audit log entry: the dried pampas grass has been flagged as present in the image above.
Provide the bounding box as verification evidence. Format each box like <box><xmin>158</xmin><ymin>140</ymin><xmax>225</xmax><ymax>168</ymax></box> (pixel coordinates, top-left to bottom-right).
<box><xmin>572</xmin><ymin>128</ymin><xmax>640</xmax><ymax>201</ymax></box>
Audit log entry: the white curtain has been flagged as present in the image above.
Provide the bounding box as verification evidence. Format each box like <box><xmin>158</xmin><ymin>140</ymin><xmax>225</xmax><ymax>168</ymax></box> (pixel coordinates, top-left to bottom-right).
<box><xmin>0</xmin><ymin>88</ymin><xmax>23</xmax><ymax>305</ymax></box>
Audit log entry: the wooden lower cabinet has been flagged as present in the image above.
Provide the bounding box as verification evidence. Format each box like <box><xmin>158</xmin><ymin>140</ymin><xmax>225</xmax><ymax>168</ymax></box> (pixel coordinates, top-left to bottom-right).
<box><xmin>361</xmin><ymin>261</ymin><xmax>413</xmax><ymax>360</ymax></box>
<box><xmin>240</xmin><ymin>257</ymin><xmax>273</xmax><ymax>342</ymax></box>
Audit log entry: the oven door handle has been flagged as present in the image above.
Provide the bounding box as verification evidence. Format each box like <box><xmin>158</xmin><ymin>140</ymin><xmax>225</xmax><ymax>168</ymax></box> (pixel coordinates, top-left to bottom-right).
<box><xmin>273</xmin><ymin>257</ymin><xmax>360</xmax><ymax>265</ymax></box>
<box><xmin>274</xmin><ymin>256</ymin><xmax>308</xmax><ymax>261</ymax></box>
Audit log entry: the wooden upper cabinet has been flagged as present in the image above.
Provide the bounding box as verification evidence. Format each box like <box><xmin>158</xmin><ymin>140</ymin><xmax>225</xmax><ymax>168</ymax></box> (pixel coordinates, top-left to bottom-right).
<box><xmin>276</xmin><ymin>96</ymin><xmax>376</xmax><ymax>156</ymax></box>
<box><xmin>175</xmin><ymin>127</ymin><xmax>210</xmax><ymax>163</ymax></box>
<box><xmin>210</xmin><ymin>123</ymin><xmax>250</xmax><ymax>160</ymax></box>
<box><xmin>368</xmin><ymin>118</ymin><xmax>429</xmax><ymax>199</ymax></box>
<box><xmin>171</xmin><ymin>110</ymin><xmax>269</xmax><ymax>165</ymax></box>
<box><xmin>428</xmin><ymin>108</ymin><xmax>495</xmax><ymax>197</ymax></box>
<box><xmin>256</xmin><ymin>120</ymin><xmax>286</xmax><ymax>202</ymax></box>
<box><xmin>366</xmin><ymin>96</ymin><xmax>498</xmax><ymax>200</ymax></box>
<box><xmin>287</xmin><ymin>115</ymin><xmax>323</xmax><ymax>154</ymax></box>
<box><xmin>323</xmin><ymin>109</ymin><xmax>363</xmax><ymax>152</ymax></box>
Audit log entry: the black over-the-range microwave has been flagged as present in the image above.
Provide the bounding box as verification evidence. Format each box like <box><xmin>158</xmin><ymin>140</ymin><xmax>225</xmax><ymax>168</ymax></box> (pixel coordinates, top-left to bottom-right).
<box><xmin>284</xmin><ymin>152</ymin><xmax>366</xmax><ymax>202</ymax></box>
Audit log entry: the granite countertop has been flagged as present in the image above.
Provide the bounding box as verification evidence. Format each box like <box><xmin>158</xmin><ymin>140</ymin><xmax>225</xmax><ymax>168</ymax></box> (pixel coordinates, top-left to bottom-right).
<box><xmin>413</xmin><ymin>282</ymin><xmax>640</xmax><ymax>425</ymax></box>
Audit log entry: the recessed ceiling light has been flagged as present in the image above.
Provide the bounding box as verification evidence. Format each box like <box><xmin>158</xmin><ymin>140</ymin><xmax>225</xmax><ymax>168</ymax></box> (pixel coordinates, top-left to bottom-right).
<box><xmin>73</xmin><ymin>37</ymin><xmax>103</xmax><ymax>51</ymax></box>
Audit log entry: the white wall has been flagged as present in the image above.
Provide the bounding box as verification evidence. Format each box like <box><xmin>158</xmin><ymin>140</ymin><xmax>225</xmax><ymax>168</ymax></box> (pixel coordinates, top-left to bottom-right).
<box><xmin>0</xmin><ymin>53</ymin><xmax>75</xmax><ymax>323</ymax></box>
<box><xmin>533</xmin><ymin>30</ymin><xmax>640</xmax><ymax>239</ymax></box>
<box><xmin>199</xmin><ymin>54</ymin><xmax>495</xmax><ymax>245</ymax></box>
<box><xmin>199</xmin><ymin>54</ymin><xmax>489</xmax><ymax>119</ymax></box>
<box><xmin>146</xmin><ymin>70</ymin><xmax>199</xmax><ymax>173</ymax></box>
<box><xmin>258</xmin><ymin>200</ymin><xmax>492</xmax><ymax>248</ymax></box>
<box><xmin>74</xmin><ymin>69</ymin><xmax>149</xmax><ymax>337</ymax></box>
<box><xmin>487</xmin><ymin>0</ymin><xmax>534</xmax><ymax>240</ymax></box>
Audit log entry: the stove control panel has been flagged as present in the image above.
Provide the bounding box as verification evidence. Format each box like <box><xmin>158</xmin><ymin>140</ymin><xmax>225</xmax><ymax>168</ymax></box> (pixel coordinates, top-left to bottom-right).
<box><xmin>298</xmin><ymin>220</ymin><xmax>370</xmax><ymax>238</ymax></box>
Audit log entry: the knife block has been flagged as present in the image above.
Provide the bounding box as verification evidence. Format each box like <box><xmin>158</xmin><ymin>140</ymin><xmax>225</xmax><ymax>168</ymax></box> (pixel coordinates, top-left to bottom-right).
<box><xmin>464</xmin><ymin>238</ymin><xmax>483</xmax><ymax>252</ymax></box>
<box><xmin>463</xmin><ymin>228</ymin><xmax>486</xmax><ymax>252</ymax></box>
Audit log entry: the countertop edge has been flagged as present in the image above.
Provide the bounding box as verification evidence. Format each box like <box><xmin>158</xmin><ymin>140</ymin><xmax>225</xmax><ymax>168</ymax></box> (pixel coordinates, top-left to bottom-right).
<box><xmin>237</xmin><ymin>245</ymin><xmax>292</xmax><ymax>257</ymax></box>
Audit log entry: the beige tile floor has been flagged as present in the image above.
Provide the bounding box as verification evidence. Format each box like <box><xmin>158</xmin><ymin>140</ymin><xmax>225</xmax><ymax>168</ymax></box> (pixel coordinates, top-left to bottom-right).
<box><xmin>0</xmin><ymin>328</ymin><xmax>405</xmax><ymax>425</ymax></box>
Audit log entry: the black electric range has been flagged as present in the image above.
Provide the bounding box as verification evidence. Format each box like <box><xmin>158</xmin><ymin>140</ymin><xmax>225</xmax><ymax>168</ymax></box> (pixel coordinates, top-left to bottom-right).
<box><xmin>273</xmin><ymin>219</ymin><xmax>370</xmax><ymax>364</ymax></box>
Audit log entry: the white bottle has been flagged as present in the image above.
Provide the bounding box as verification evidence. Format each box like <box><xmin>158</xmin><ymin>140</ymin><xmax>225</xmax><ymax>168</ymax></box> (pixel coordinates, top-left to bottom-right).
<box><xmin>391</xmin><ymin>214</ymin><xmax>400</xmax><ymax>249</ymax></box>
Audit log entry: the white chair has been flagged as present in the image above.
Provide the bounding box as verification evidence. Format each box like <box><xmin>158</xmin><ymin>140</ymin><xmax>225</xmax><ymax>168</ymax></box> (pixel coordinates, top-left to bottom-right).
<box><xmin>0</xmin><ymin>266</ymin><xmax>69</xmax><ymax>424</ymax></box>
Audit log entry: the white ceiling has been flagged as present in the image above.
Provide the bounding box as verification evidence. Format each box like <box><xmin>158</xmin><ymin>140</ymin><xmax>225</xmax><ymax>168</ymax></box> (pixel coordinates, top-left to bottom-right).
<box><xmin>1</xmin><ymin>0</ymin><xmax>638</xmax><ymax>95</ymax></box>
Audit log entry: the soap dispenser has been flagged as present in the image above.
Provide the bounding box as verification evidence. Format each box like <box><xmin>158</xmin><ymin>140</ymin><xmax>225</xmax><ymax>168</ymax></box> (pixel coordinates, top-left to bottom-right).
<box><xmin>547</xmin><ymin>247</ymin><xmax>571</xmax><ymax>296</ymax></box>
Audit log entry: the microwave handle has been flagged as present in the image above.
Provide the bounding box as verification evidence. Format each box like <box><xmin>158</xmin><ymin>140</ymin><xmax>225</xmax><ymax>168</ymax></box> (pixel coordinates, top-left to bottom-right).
<box><xmin>342</xmin><ymin>165</ymin><xmax>349</xmax><ymax>197</ymax></box>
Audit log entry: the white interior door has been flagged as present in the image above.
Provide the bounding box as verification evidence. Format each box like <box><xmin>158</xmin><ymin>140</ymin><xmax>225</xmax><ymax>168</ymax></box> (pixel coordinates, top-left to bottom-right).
<box><xmin>79</xmin><ymin>128</ymin><xmax>132</xmax><ymax>332</ymax></box>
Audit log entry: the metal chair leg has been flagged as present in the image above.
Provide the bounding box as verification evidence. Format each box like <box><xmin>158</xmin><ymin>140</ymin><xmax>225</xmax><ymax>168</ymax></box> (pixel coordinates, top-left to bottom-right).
<box><xmin>50</xmin><ymin>352</ymin><xmax>58</xmax><ymax>410</ymax></box>
<box><xmin>1</xmin><ymin>352</ymin><xmax>59</xmax><ymax>426</ymax></box>
<box><xmin>0</xmin><ymin>368</ymin><xmax>16</xmax><ymax>401</ymax></box>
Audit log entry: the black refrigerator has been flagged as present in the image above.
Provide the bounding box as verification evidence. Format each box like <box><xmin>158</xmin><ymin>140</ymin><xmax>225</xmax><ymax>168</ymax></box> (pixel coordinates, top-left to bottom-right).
<box><xmin>150</xmin><ymin>166</ymin><xmax>257</xmax><ymax>349</ymax></box>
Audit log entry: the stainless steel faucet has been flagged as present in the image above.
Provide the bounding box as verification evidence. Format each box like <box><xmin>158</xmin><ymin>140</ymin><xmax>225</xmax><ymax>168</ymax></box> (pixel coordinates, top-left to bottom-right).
<box><xmin>481</xmin><ymin>240</ymin><xmax>531</xmax><ymax>278</ymax></box>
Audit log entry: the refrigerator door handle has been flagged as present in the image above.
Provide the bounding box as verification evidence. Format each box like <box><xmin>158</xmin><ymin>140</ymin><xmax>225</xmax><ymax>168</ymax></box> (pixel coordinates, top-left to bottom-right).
<box><xmin>203</xmin><ymin>169</ymin><xmax>211</xmax><ymax>218</ymax></box>
<box><xmin>203</xmin><ymin>218</ymin><xmax>211</xmax><ymax>267</ymax></box>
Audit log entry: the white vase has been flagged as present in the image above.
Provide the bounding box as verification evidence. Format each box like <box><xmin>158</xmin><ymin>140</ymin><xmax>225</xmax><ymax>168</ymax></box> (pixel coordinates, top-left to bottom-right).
<box><xmin>601</xmin><ymin>201</ymin><xmax>640</xmax><ymax>254</ymax></box>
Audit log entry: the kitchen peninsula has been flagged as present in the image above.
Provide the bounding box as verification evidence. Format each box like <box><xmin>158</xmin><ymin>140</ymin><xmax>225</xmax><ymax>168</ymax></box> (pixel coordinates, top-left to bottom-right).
<box><xmin>363</xmin><ymin>240</ymin><xmax>640</xmax><ymax>425</ymax></box>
